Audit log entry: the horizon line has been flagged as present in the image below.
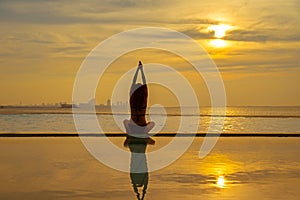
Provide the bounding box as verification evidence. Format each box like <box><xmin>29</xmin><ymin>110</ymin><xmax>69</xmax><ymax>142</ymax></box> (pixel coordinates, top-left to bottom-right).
<box><xmin>1</xmin><ymin>133</ymin><xmax>300</xmax><ymax>137</ymax></box>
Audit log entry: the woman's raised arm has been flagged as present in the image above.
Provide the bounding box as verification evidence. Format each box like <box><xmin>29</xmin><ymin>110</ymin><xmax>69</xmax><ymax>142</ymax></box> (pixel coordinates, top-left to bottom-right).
<box><xmin>139</xmin><ymin>61</ymin><xmax>146</xmax><ymax>85</ymax></box>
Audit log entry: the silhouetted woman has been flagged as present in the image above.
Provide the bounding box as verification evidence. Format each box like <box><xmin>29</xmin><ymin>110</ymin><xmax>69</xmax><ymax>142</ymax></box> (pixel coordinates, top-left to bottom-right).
<box><xmin>123</xmin><ymin>61</ymin><xmax>155</xmax><ymax>146</ymax></box>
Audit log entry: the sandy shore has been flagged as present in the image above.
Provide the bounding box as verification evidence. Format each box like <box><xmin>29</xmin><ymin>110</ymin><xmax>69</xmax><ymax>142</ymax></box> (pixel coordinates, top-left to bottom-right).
<box><xmin>0</xmin><ymin>137</ymin><xmax>299</xmax><ymax>200</ymax></box>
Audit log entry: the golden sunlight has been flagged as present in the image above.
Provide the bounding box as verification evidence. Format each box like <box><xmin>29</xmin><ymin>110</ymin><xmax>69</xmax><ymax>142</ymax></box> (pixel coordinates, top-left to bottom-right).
<box><xmin>208</xmin><ymin>24</ymin><xmax>232</xmax><ymax>38</ymax></box>
<box><xmin>216</xmin><ymin>176</ymin><xmax>225</xmax><ymax>188</ymax></box>
<box><xmin>210</xmin><ymin>39</ymin><xmax>227</xmax><ymax>48</ymax></box>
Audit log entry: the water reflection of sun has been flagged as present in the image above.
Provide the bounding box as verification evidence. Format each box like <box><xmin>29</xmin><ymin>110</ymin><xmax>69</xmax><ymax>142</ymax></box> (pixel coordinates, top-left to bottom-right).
<box><xmin>195</xmin><ymin>154</ymin><xmax>242</xmax><ymax>188</ymax></box>
<box><xmin>216</xmin><ymin>175</ymin><xmax>226</xmax><ymax>188</ymax></box>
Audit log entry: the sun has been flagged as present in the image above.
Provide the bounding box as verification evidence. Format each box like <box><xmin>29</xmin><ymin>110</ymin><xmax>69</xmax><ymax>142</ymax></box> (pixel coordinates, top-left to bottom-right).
<box><xmin>207</xmin><ymin>24</ymin><xmax>232</xmax><ymax>48</ymax></box>
<box><xmin>208</xmin><ymin>24</ymin><xmax>232</xmax><ymax>38</ymax></box>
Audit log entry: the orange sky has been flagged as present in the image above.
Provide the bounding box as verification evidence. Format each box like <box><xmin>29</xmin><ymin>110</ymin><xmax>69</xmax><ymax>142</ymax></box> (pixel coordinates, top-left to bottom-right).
<box><xmin>0</xmin><ymin>0</ymin><xmax>299</xmax><ymax>106</ymax></box>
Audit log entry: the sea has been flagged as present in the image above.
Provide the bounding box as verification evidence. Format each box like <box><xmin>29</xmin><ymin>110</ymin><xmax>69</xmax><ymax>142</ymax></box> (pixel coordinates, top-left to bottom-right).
<box><xmin>0</xmin><ymin>106</ymin><xmax>299</xmax><ymax>135</ymax></box>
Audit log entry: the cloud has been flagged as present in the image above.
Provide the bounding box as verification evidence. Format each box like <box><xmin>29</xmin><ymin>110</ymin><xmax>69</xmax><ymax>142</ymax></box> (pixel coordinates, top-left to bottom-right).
<box><xmin>218</xmin><ymin>63</ymin><xmax>300</xmax><ymax>74</ymax></box>
<box><xmin>180</xmin><ymin>26</ymin><xmax>214</xmax><ymax>39</ymax></box>
<box><xmin>0</xmin><ymin>0</ymin><xmax>181</xmax><ymax>25</ymax></box>
<box><xmin>225</xmin><ymin>28</ymin><xmax>300</xmax><ymax>42</ymax></box>
<box><xmin>0</xmin><ymin>0</ymin><xmax>299</xmax><ymax>70</ymax></box>
<box><xmin>178</xmin><ymin>18</ymin><xmax>221</xmax><ymax>25</ymax></box>
<box><xmin>225</xmin><ymin>29</ymin><xmax>268</xmax><ymax>42</ymax></box>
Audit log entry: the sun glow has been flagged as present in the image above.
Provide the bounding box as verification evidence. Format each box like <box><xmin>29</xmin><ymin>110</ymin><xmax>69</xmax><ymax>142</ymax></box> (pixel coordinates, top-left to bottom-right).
<box><xmin>210</xmin><ymin>39</ymin><xmax>227</xmax><ymax>48</ymax></box>
<box><xmin>216</xmin><ymin>176</ymin><xmax>225</xmax><ymax>188</ymax></box>
<box><xmin>208</xmin><ymin>24</ymin><xmax>232</xmax><ymax>38</ymax></box>
<box><xmin>207</xmin><ymin>24</ymin><xmax>232</xmax><ymax>48</ymax></box>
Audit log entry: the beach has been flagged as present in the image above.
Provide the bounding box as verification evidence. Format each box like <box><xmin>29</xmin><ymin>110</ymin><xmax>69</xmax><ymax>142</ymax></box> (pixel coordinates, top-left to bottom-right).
<box><xmin>0</xmin><ymin>137</ymin><xmax>299</xmax><ymax>200</ymax></box>
<box><xmin>0</xmin><ymin>106</ymin><xmax>299</xmax><ymax>199</ymax></box>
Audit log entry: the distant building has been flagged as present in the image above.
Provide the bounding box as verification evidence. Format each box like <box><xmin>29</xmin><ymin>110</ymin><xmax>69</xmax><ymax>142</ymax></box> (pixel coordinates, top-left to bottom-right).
<box><xmin>60</xmin><ymin>103</ymin><xmax>77</xmax><ymax>108</ymax></box>
<box><xmin>106</xmin><ymin>99</ymin><xmax>111</xmax><ymax>107</ymax></box>
<box><xmin>78</xmin><ymin>98</ymin><xmax>96</xmax><ymax>108</ymax></box>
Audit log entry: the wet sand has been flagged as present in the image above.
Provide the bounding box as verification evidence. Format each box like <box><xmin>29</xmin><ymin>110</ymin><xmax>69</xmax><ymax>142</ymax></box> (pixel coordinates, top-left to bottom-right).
<box><xmin>0</xmin><ymin>137</ymin><xmax>299</xmax><ymax>200</ymax></box>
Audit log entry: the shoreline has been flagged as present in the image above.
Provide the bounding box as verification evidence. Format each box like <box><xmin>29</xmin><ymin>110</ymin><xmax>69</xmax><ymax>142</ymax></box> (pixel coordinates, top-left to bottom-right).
<box><xmin>1</xmin><ymin>133</ymin><xmax>300</xmax><ymax>137</ymax></box>
<box><xmin>1</xmin><ymin>107</ymin><xmax>300</xmax><ymax>119</ymax></box>
<box><xmin>0</xmin><ymin>111</ymin><xmax>299</xmax><ymax>118</ymax></box>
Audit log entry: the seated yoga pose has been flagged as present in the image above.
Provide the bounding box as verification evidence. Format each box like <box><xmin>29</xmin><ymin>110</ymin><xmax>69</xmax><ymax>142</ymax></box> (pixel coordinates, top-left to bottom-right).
<box><xmin>123</xmin><ymin>61</ymin><xmax>155</xmax><ymax>147</ymax></box>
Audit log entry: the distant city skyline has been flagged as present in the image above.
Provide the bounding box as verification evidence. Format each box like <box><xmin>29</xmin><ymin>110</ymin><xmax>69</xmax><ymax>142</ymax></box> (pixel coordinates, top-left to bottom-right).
<box><xmin>0</xmin><ymin>98</ymin><xmax>129</xmax><ymax>107</ymax></box>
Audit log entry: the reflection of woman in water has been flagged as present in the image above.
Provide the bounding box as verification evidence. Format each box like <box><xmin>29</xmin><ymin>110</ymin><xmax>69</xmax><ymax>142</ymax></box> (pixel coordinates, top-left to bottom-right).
<box><xmin>128</xmin><ymin>142</ymin><xmax>149</xmax><ymax>200</ymax></box>
<box><xmin>124</xmin><ymin>61</ymin><xmax>155</xmax><ymax>200</ymax></box>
